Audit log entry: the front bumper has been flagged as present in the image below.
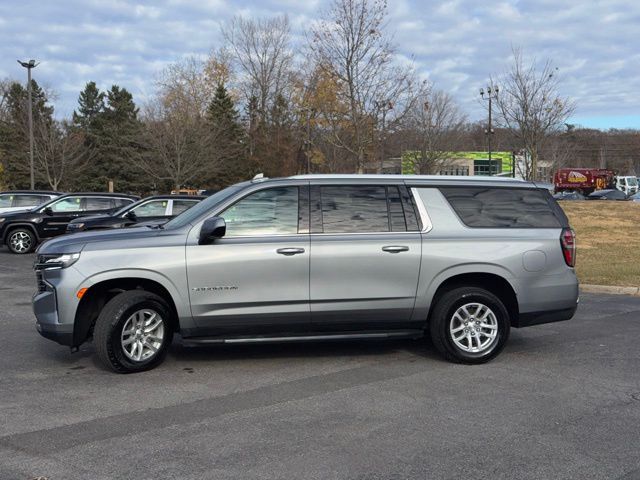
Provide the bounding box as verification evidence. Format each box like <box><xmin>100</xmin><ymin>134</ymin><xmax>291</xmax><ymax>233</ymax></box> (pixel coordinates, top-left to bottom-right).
<box><xmin>32</xmin><ymin>265</ymin><xmax>84</xmax><ymax>347</ymax></box>
<box><xmin>36</xmin><ymin>321</ymin><xmax>74</xmax><ymax>346</ymax></box>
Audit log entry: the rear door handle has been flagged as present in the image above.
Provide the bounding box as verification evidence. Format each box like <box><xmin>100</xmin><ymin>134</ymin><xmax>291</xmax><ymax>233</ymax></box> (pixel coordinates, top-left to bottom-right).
<box><xmin>382</xmin><ymin>246</ymin><xmax>409</xmax><ymax>253</ymax></box>
<box><xmin>277</xmin><ymin>247</ymin><xmax>305</xmax><ymax>256</ymax></box>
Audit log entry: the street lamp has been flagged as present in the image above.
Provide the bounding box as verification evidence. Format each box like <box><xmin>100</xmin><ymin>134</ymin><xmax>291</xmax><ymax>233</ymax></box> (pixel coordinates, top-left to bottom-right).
<box><xmin>18</xmin><ymin>59</ymin><xmax>39</xmax><ymax>190</ymax></box>
<box><xmin>480</xmin><ymin>86</ymin><xmax>498</xmax><ymax>175</ymax></box>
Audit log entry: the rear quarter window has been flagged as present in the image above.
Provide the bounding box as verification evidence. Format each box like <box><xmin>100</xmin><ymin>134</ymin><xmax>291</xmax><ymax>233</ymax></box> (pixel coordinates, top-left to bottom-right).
<box><xmin>439</xmin><ymin>187</ymin><xmax>562</xmax><ymax>228</ymax></box>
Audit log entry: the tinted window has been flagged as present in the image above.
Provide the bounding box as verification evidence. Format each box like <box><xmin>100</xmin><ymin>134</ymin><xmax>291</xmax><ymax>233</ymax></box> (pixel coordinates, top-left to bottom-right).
<box><xmin>440</xmin><ymin>187</ymin><xmax>561</xmax><ymax>228</ymax></box>
<box><xmin>114</xmin><ymin>198</ymin><xmax>134</xmax><ymax>208</ymax></box>
<box><xmin>387</xmin><ymin>186</ymin><xmax>407</xmax><ymax>231</ymax></box>
<box><xmin>171</xmin><ymin>200</ymin><xmax>198</xmax><ymax>216</ymax></box>
<box><xmin>85</xmin><ymin>197</ymin><xmax>114</xmax><ymax>211</ymax></box>
<box><xmin>50</xmin><ymin>196</ymin><xmax>84</xmax><ymax>212</ymax></box>
<box><xmin>132</xmin><ymin>200</ymin><xmax>168</xmax><ymax>217</ymax></box>
<box><xmin>14</xmin><ymin>195</ymin><xmax>46</xmax><ymax>207</ymax></box>
<box><xmin>0</xmin><ymin>195</ymin><xmax>13</xmax><ymax>207</ymax></box>
<box><xmin>221</xmin><ymin>187</ymin><xmax>299</xmax><ymax>236</ymax></box>
<box><xmin>320</xmin><ymin>185</ymin><xmax>389</xmax><ymax>233</ymax></box>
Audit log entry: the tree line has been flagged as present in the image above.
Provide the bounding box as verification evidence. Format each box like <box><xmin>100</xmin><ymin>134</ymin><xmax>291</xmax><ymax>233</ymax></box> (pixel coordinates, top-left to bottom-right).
<box><xmin>1</xmin><ymin>0</ymin><xmax>638</xmax><ymax>194</ymax></box>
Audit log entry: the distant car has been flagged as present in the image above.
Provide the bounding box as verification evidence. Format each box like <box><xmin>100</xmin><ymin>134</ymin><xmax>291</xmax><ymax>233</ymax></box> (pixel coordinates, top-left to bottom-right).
<box><xmin>586</xmin><ymin>189</ymin><xmax>628</xmax><ymax>201</ymax></box>
<box><xmin>67</xmin><ymin>195</ymin><xmax>206</xmax><ymax>233</ymax></box>
<box><xmin>0</xmin><ymin>191</ymin><xmax>61</xmax><ymax>214</ymax></box>
<box><xmin>553</xmin><ymin>191</ymin><xmax>585</xmax><ymax>201</ymax></box>
<box><xmin>0</xmin><ymin>193</ymin><xmax>139</xmax><ymax>254</ymax></box>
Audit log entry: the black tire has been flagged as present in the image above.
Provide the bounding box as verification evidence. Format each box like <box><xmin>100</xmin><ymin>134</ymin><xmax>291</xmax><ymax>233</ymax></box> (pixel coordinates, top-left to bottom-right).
<box><xmin>429</xmin><ymin>287</ymin><xmax>510</xmax><ymax>364</ymax></box>
<box><xmin>6</xmin><ymin>227</ymin><xmax>37</xmax><ymax>254</ymax></box>
<box><xmin>94</xmin><ymin>290</ymin><xmax>174</xmax><ymax>373</ymax></box>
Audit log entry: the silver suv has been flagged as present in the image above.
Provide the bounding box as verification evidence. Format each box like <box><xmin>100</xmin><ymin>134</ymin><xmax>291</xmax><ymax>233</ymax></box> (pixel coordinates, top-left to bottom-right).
<box><xmin>33</xmin><ymin>175</ymin><xmax>579</xmax><ymax>373</ymax></box>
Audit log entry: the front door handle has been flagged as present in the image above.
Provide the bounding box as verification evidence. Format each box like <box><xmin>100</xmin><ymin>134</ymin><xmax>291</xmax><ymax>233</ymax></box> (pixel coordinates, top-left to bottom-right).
<box><xmin>277</xmin><ymin>247</ymin><xmax>305</xmax><ymax>256</ymax></box>
<box><xmin>382</xmin><ymin>245</ymin><xmax>409</xmax><ymax>253</ymax></box>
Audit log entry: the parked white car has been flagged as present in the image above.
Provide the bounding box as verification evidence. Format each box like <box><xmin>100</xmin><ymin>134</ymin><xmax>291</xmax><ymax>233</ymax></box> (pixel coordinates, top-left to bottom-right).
<box><xmin>0</xmin><ymin>191</ymin><xmax>61</xmax><ymax>214</ymax></box>
<box><xmin>614</xmin><ymin>176</ymin><xmax>638</xmax><ymax>196</ymax></box>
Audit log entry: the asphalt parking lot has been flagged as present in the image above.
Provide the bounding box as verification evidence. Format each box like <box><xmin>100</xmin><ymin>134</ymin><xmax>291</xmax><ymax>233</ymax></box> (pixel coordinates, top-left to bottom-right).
<box><xmin>0</xmin><ymin>250</ymin><xmax>639</xmax><ymax>480</ymax></box>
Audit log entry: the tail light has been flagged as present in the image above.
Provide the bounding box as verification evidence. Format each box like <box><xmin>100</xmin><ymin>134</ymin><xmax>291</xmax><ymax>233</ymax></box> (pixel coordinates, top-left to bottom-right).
<box><xmin>560</xmin><ymin>228</ymin><xmax>576</xmax><ymax>267</ymax></box>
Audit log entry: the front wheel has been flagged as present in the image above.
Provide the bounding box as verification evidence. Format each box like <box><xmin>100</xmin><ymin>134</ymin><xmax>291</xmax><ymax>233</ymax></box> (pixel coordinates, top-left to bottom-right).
<box><xmin>94</xmin><ymin>290</ymin><xmax>174</xmax><ymax>373</ymax></box>
<box><xmin>429</xmin><ymin>287</ymin><xmax>510</xmax><ymax>364</ymax></box>
<box><xmin>7</xmin><ymin>228</ymin><xmax>37</xmax><ymax>254</ymax></box>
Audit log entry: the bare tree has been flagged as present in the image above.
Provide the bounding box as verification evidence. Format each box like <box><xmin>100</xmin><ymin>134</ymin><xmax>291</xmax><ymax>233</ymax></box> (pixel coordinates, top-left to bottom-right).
<box><xmin>137</xmin><ymin>100</ymin><xmax>217</xmax><ymax>190</ymax></box>
<box><xmin>309</xmin><ymin>0</ymin><xmax>419</xmax><ymax>173</ymax></box>
<box><xmin>222</xmin><ymin>15</ymin><xmax>293</xmax><ymax>118</ymax></box>
<box><xmin>33</xmin><ymin>120</ymin><xmax>93</xmax><ymax>190</ymax></box>
<box><xmin>492</xmin><ymin>48</ymin><xmax>575</xmax><ymax>180</ymax></box>
<box><xmin>405</xmin><ymin>88</ymin><xmax>467</xmax><ymax>174</ymax></box>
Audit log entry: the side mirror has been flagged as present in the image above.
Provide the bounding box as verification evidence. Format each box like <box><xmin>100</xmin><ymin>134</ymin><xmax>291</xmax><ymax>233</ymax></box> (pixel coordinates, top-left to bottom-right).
<box><xmin>198</xmin><ymin>216</ymin><xmax>226</xmax><ymax>245</ymax></box>
<box><xmin>44</xmin><ymin>206</ymin><xmax>53</xmax><ymax>216</ymax></box>
<box><xmin>125</xmin><ymin>210</ymin><xmax>137</xmax><ymax>220</ymax></box>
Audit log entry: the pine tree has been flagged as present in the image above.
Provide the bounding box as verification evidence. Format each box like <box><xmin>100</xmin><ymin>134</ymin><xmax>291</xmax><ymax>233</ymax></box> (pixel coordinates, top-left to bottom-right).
<box><xmin>0</xmin><ymin>80</ymin><xmax>53</xmax><ymax>188</ymax></box>
<box><xmin>206</xmin><ymin>84</ymin><xmax>251</xmax><ymax>187</ymax></box>
<box><xmin>72</xmin><ymin>81</ymin><xmax>105</xmax><ymax>131</ymax></box>
<box><xmin>72</xmin><ymin>84</ymin><xmax>145</xmax><ymax>193</ymax></box>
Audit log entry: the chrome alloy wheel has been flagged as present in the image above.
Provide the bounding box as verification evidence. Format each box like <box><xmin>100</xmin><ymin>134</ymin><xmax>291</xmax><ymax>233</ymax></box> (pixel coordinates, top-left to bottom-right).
<box><xmin>121</xmin><ymin>309</ymin><xmax>165</xmax><ymax>362</ymax></box>
<box><xmin>449</xmin><ymin>303</ymin><xmax>499</xmax><ymax>353</ymax></box>
<box><xmin>10</xmin><ymin>231</ymin><xmax>32</xmax><ymax>253</ymax></box>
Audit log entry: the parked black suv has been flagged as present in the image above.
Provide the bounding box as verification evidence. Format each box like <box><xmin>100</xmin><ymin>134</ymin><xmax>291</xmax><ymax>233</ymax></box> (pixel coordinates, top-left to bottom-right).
<box><xmin>66</xmin><ymin>195</ymin><xmax>205</xmax><ymax>233</ymax></box>
<box><xmin>0</xmin><ymin>193</ymin><xmax>138</xmax><ymax>254</ymax></box>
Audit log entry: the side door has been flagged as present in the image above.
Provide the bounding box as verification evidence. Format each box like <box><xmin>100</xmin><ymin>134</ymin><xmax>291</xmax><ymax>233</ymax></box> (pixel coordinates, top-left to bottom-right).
<box><xmin>185</xmin><ymin>184</ymin><xmax>310</xmax><ymax>337</ymax></box>
<box><xmin>309</xmin><ymin>184</ymin><xmax>423</xmax><ymax>330</ymax></box>
<box><xmin>40</xmin><ymin>195</ymin><xmax>86</xmax><ymax>237</ymax></box>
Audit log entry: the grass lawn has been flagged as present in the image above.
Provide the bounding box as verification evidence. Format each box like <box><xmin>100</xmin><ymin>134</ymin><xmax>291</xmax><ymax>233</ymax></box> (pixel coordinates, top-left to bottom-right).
<box><xmin>560</xmin><ymin>201</ymin><xmax>640</xmax><ymax>287</ymax></box>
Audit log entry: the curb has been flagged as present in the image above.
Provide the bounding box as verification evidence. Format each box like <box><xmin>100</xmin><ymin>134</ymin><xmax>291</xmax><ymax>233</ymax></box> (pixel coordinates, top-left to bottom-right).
<box><xmin>580</xmin><ymin>284</ymin><xmax>640</xmax><ymax>297</ymax></box>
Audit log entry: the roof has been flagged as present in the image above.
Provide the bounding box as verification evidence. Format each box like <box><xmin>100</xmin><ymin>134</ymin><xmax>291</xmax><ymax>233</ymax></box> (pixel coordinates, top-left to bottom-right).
<box><xmin>0</xmin><ymin>190</ymin><xmax>61</xmax><ymax>195</ymax></box>
<box><xmin>57</xmin><ymin>192</ymin><xmax>140</xmax><ymax>199</ymax></box>
<box><xmin>286</xmin><ymin>174</ymin><xmax>533</xmax><ymax>187</ymax></box>
<box><xmin>146</xmin><ymin>194</ymin><xmax>207</xmax><ymax>200</ymax></box>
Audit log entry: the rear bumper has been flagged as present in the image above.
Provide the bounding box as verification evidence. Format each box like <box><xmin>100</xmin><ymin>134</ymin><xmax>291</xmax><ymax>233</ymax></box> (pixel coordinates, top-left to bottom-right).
<box><xmin>512</xmin><ymin>303</ymin><xmax>578</xmax><ymax>328</ymax></box>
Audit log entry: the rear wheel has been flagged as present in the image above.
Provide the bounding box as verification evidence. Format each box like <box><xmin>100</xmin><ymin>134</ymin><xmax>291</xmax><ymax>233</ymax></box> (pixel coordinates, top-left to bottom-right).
<box><xmin>7</xmin><ymin>228</ymin><xmax>36</xmax><ymax>254</ymax></box>
<box><xmin>429</xmin><ymin>287</ymin><xmax>510</xmax><ymax>364</ymax></box>
<box><xmin>94</xmin><ymin>290</ymin><xmax>174</xmax><ymax>373</ymax></box>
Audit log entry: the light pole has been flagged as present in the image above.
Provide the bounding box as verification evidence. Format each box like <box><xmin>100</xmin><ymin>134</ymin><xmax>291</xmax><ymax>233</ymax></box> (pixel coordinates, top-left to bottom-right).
<box><xmin>480</xmin><ymin>86</ymin><xmax>498</xmax><ymax>175</ymax></box>
<box><xmin>18</xmin><ymin>59</ymin><xmax>39</xmax><ymax>190</ymax></box>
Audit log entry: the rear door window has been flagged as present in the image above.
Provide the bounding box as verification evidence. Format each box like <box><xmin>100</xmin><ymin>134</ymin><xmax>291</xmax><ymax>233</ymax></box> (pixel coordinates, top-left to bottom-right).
<box><xmin>318</xmin><ymin>185</ymin><xmax>390</xmax><ymax>233</ymax></box>
<box><xmin>84</xmin><ymin>197</ymin><xmax>115</xmax><ymax>212</ymax></box>
<box><xmin>171</xmin><ymin>200</ymin><xmax>199</xmax><ymax>216</ymax></box>
<box><xmin>439</xmin><ymin>187</ymin><xmax>561</xmax><ymax>228</ymax></box>
<box><xmin>13</xmin><ymin>195</ymin><xmax>45</xmax><ymax>207</ymax></box>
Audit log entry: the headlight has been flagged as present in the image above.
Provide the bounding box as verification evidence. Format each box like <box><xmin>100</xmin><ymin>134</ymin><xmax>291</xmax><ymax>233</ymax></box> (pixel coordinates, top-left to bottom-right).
<box><xmin>0</xmin><ymin>218</ymin><xmax>5</xmax><ymax>223</ymax></box>
<box><xmin>35</xmin><ymin>253</ymin><xmax>81</xmax><ymax>270</ymax></box>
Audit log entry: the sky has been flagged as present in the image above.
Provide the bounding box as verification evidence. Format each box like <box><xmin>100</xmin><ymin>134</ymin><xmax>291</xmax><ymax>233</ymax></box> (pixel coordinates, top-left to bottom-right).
<box><xmin>2</xmin><ymin>0</ymin><xmax>640</xmax><ymax>129</ymax></box>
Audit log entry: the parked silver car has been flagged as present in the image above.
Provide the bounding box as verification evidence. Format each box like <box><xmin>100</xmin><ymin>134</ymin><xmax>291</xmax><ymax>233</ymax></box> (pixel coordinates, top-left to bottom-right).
<box><xmin>33</xmin><ymin>175</ymin><xmax>579</xmax><ymax>373</ymax></box>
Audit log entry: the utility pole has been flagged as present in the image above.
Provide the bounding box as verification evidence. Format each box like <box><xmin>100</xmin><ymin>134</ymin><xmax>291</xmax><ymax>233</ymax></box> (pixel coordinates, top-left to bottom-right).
<box><xmin>480</xmin><ymin>86</ymin><xmax>498</xmax><ymax>175</ymax></box>
<box><xmin>374</xmin><ymin>100</ymin><xmax>393</xmax><ymax>173</ymax></box>
<box><xmin>18</xmin><ymin>59</ymin><xmax>39</xmax><ymax>190</ymax></box>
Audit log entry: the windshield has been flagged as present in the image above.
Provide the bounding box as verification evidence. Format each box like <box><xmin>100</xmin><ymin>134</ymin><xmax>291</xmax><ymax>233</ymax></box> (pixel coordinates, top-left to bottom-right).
<box><xmin>628</xmin><ymin>177</ymin><xmax>638</xmax><ymax>186</ymax></box>
<box><xmin>163</xmin><ymin>183</ymin><xmax>248</xmax><ymax>230</ymax></box>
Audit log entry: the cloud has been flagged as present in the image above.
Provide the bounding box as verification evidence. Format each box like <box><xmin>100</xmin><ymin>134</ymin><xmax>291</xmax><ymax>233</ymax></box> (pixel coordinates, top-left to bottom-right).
<box><xmin>2</xmin><ymin>0</ymin><xmax>639</xmax><ymax>127</ymax></box>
